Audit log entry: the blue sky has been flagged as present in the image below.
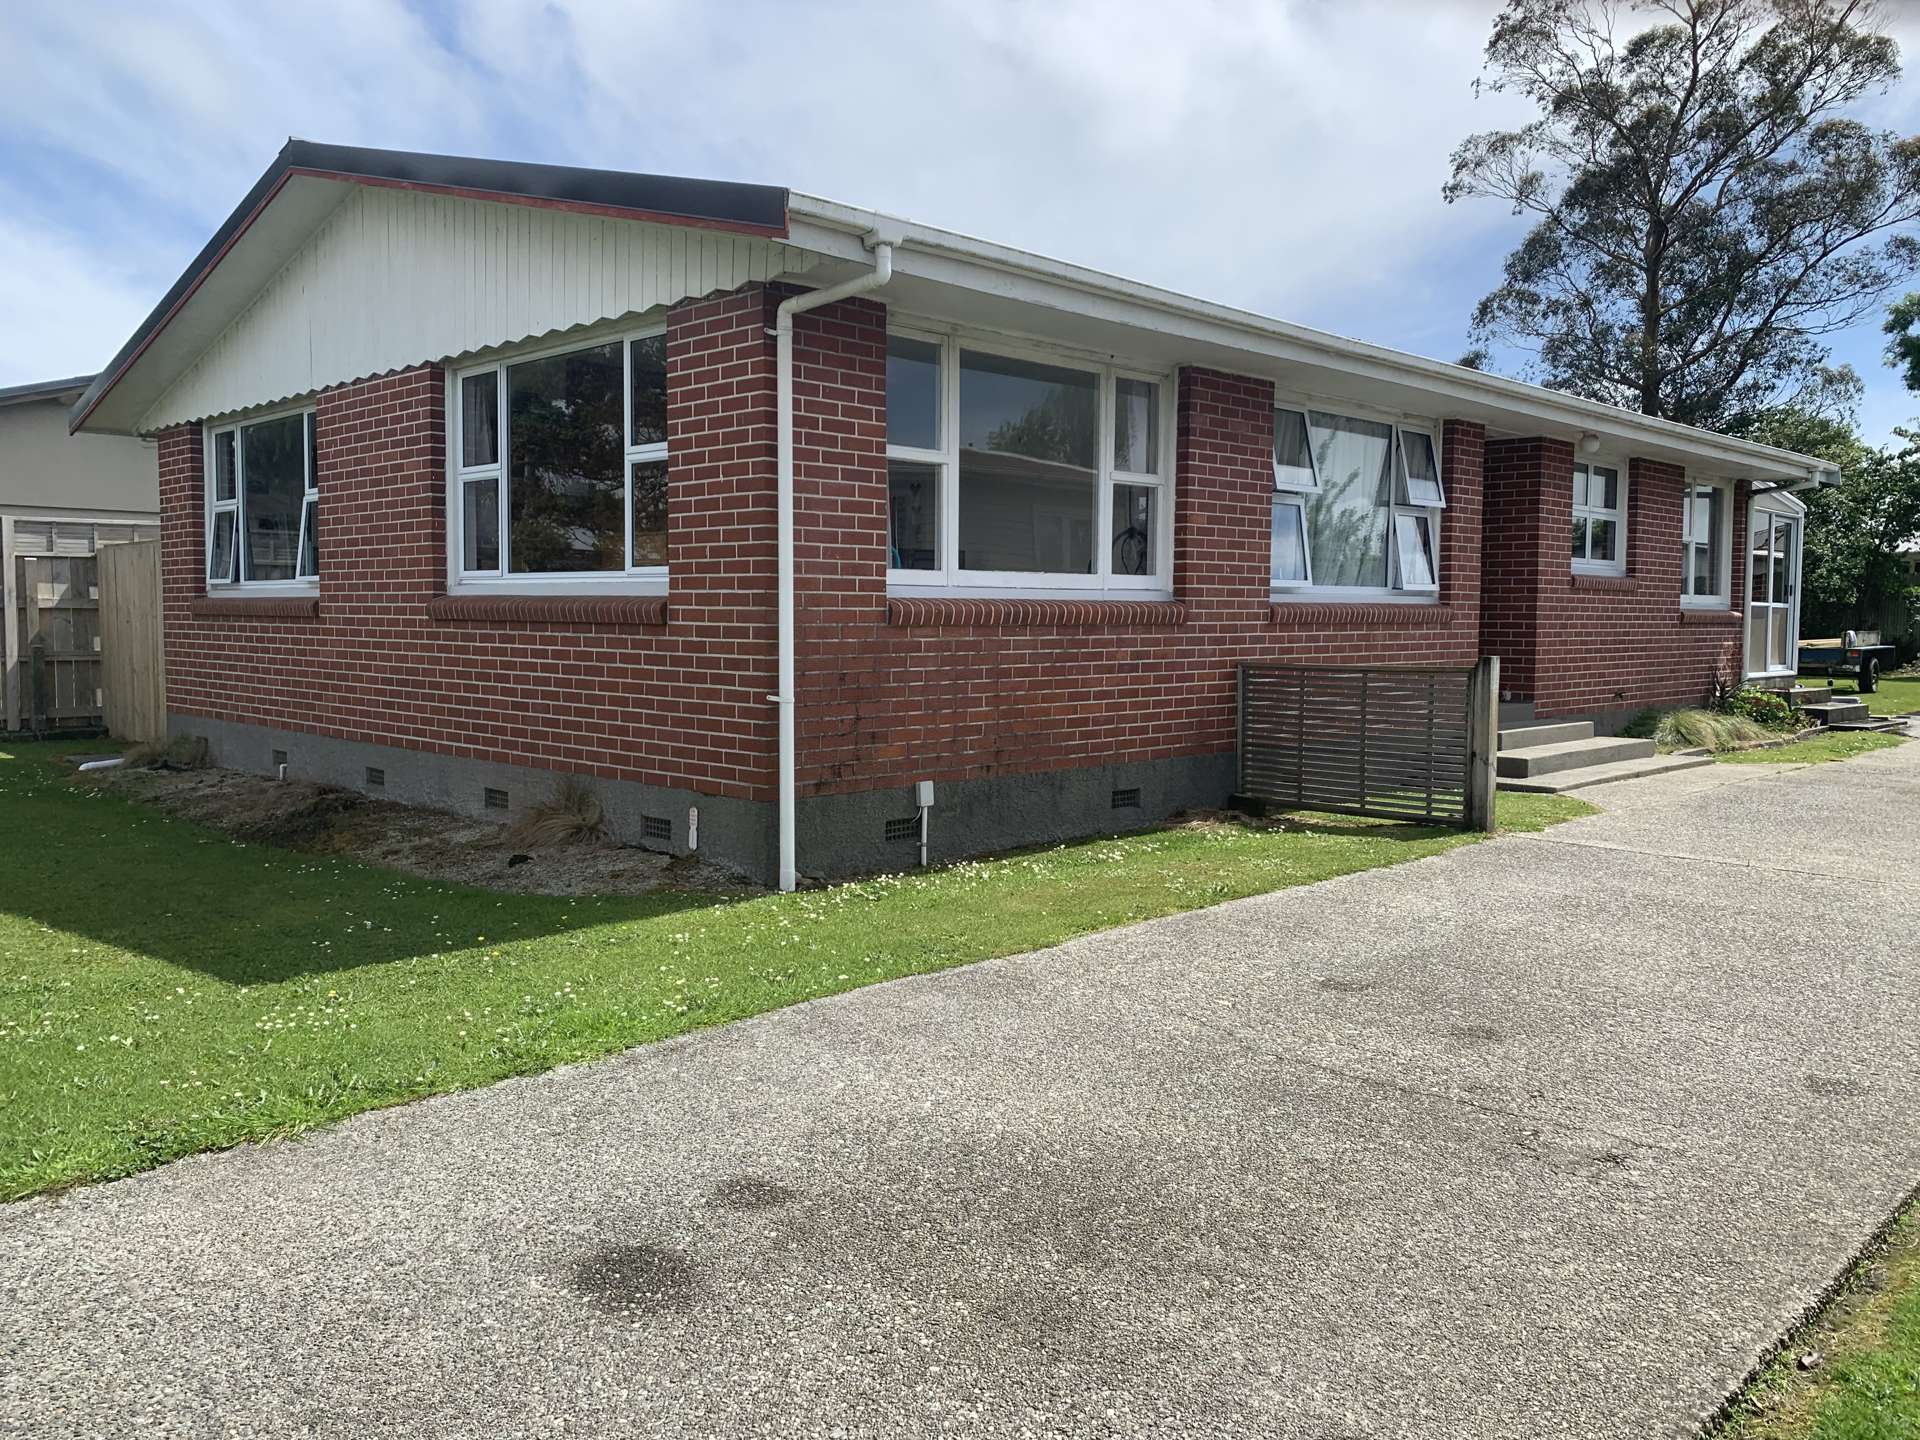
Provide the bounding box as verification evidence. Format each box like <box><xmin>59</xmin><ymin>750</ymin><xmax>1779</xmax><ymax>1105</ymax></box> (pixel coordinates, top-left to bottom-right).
<box><xmin>4</xmin><ymin>0</ymin><xmax>1919</xmax><ymax>445</ymax></box>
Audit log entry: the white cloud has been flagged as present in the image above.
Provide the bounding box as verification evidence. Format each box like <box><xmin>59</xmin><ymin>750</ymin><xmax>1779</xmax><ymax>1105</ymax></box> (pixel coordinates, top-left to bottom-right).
<box><xmin>0</xmin><ymin>0</ymin><xmax>1915</xmax><ymax>420</ymax></box>
<box><xmin>0</xmin><ymin>0</ymin><xmax>488</xmax><ymax>213</ymax></box>
<box><xmin>423</xmin><ymin>0</ymin><xmax>1538</xmax><ymax>343</ymax></box>
<box><xmin>0</xmin><ymin>213</ymin><xmax>157</xmax><ymax>387</ymax></box>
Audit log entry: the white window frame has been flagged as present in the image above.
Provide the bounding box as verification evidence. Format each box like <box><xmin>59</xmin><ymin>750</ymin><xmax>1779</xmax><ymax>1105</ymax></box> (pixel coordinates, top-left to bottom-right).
<box><xmin>296</xmin><ymin>412</ymin><xmax>318</xmax><ymax>582</ymax></box>
<box><xmin>1572</xmin><ymin>459</ymin><xmax>1628</xmax><ymax>576</ymax></box>
<box><xmin>1745</xmin><ymin>496</ymin><xmax>1804</xmax><ymax>678</ymax></box>
<box><xmin>203</xmin><ymin>400</ymin><xmax>319</xmax><ymax>594</ymax></box>
<box><xmin>1269</xmin><ymin>398</ymin><xmax>1444</xmax><ymax>603</ymax></box>
<box><xmin>446</xmin><ymin>321</ymin><xmax>669</xmax><ymax>596</ymax></box>
<box><xmin>1270</xmin><ymin>492</ymin><xmax>1313</xmax><ymax>587</ymax></box>
<box><xmin>1680</xmin><ymin>477</ymin><xmax>1733</xmax><ymax>609</ymax></box>
<box><xmin>884</xmin><ymin>324</ymin><xmax>1174</xmax><ymax>598</ymax></box>
<box><xmin>1272</xmin><ymin>405</ymin><xmax>1320</xmax><ymax>497</ymax></box>
<box><xmin>1390</xmin><ymin>509</ymin><xmax>1440</xmax><ymax>594</ymax></box>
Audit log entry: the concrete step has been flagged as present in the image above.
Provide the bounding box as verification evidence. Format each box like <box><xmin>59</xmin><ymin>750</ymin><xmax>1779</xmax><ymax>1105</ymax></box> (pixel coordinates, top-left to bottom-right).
<box><xmin>1498</xmin><ymin>700</ymin><xmax>1537</xmax><ymax>728</ymax></box>
<box><xmin>1496</xmin><ymin>734</ymin><xmax>1658</xmax><ymax>779</ymax></box>
<box><xmin>1827</xmin><ymin>718</ymin><xmax>1910</xmax><ymax>733</ymax></box>
<box><xmin>1498</xmin><ymin>720</ymin><xmax>1594</xmax><ymax>751</ymax></box>
<box><xmin>1799</xmin><ymin>699</ymin><xmax>1869</xmax><ymax>726</ymax></box>
<box><xmin>1498</xmin><ymin>752</ymin><xmax>1716</xmax><ymax>793</ymax></box>
<box><xmin>1790</xmin><ymin>684</ymin><xmax>1833</xmax><ymax>707</ymax></box>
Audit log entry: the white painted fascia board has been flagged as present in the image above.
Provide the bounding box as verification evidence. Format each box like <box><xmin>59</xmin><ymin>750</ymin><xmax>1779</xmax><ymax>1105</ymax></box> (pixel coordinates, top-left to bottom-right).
<box><xmin>1750</xmin><ymin>487</ymin><xmax>1809</xmax><ymax>515</ymax></box>
<box><xmin>0</xmin><ymin>505</ymin><xmax>160</xmax><ymax>522</ymax></box>
<box><xmin>787</xmin><ymin>194</ymin><xmax>1829</xmax><ymax>485</ymax></box>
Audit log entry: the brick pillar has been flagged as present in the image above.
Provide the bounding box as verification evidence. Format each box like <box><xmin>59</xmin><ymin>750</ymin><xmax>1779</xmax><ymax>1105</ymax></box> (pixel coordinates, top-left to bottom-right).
<box><xmin>786</xmin><ymin>295</ymin><xmax>889</xmax><ymax>793</ymax></box>
<box><xmin>315</xmin><ymin>366</ymin><xmax>445</xmax><ymax>615</ymax></box>
<box><xmin>155</xmin><ymin>424</ymin><xmax>205</xmax><ymax>707</ymax></box>
<box><xmin>1479</xmin><ymin>436</ymin><xmax>1574</xmax><ymax>703</ymax></box>
<box><xmin>1439</xmin><ymin>420</ymin><xmax>1486</xmax><ymax>621</ymax></box>
<box><xmin>1174</xmin><ymin>366</ymin><xmax>1274</xmax><ymax>616</ymax></box>
<box><xmin>1626</xmin><ymin>456</ymin><xmax>1685</xmax><ymax>588</ymax></box>
<box><xmin>666</xmin><ymin>284</ymin><xmax>781</xmax><ymax>798</ymax></box>
<box><xmin>792</xmin><ymin>296</ymin><xmax>889</xmax><ymax>626</ymax></box>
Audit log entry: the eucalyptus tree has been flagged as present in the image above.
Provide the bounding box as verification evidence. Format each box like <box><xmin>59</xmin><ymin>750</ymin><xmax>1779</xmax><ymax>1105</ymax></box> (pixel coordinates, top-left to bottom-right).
<box><xmin>1446</xmin><ymin>0</ymin><xmax>1920</xmax><ymax>430</ymax></box>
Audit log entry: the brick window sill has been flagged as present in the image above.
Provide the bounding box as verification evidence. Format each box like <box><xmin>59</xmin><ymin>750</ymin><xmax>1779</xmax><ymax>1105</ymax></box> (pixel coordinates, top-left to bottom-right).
<box><xmin>1568</xmin><ymin>573</ymin><xmax>1638</xmax><ymax>593</ymax></box>
<box><xmin>1679</xmin><ymin>606</ymin><xmax>1741</xmax><ymax>625</ymax></box>
<box><xmin>886</xmin><ymin>597</ymin><xmax>1188</xmax><ymax>628</ymax></box>
<box><xmin>1269</xmin><ymin>603</ymin><xmax>1456</xmax><ymax>628</ymax></box>
<box><xmin>426</xmin><ymin>594</ymin><xmax>669</xmax><ymax>626</ymax></box>
<box><xmin>190</xmin><ymin>595</ymin><xmax>320</xmax><ymax>620</ymax></box>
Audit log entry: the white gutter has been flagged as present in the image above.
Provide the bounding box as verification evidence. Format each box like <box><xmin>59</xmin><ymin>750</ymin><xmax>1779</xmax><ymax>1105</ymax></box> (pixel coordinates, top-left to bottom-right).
<box><xmin>773</xmin><ymin>233</ymin><xmax>895</xmax><ymax>893</ymax></box>
<box><xmin>786</xmin><ymin>193</ymin><xmax>1829</xmax><ymax>486</ymax></box>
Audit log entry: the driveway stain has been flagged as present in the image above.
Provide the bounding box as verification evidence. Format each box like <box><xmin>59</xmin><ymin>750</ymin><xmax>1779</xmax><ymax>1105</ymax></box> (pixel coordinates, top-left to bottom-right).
<box><xmin>1448</xmin><ymin>1023</ymin><xmax>1505</xmax><ymax>1045</ymax></box>
<box><xmin>568</xmin><ymin>1243</ymin><xmax>700</xmax><ymax>1314</ymax></box>
<box><xmin>1315</xmin><ymin>977</ymin><xmax>1374</xmax><ymax>994</ymax></box>
<box><xmin>711</xmin><ymin>1175</ymin><xmax>797</xmax><ymax>1211</ymax></box>
<box><xmin>1805</xmin><ymin>1074</ymin><xmax>1870</xmax><ymax>1099</ymax></box>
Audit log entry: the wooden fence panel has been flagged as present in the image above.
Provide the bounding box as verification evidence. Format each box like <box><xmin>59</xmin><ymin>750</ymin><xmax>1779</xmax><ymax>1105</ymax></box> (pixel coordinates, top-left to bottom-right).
<box><xmin>1237</xmin><ymin>659</ymin><xmax>1498</xmax><ymax>830</ymax></box>
<box><xmin>16</xmin><ymin>555</ymin><xmax>102</xmax><ymax>730</ymax></box>
<box><xmin>99</xmin><ymin>540</ymin><xmax>164</xmax><ymax>742</ymax></box>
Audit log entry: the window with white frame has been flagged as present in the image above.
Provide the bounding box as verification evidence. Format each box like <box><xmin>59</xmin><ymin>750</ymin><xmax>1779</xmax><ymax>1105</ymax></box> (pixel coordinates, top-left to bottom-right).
<box><xmin>884</xmin><ymin>330</ymin><xmax>1169</xmax><ymax>590</ymax></box>
<box><xmin>205</xmin><ymin>407</ymin><xmax>318</xmax><ymax>588</ymax></box>
<box><xmin>1572</xmin><ymin>461</ymin><xmax>1626</xmax><ymax>573</ymax></box>
<box><xmin>1680</xmin><ymin>478</ymin><xmax>1730</xmax><ymax>606</ymax></box>
<box><xmin>453</xmin><ymin>328</ymin><xmax>667</xmax><ymax>582</ymax></box>
<box><xmin>1270</xmin><ymin>406</ymin><xmax>1443</xmax><ymax>595</ymax></box>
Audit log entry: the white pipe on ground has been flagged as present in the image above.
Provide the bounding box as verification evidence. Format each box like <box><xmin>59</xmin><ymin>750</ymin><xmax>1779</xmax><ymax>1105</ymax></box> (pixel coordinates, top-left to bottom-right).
<box><xmin>773</xmin><ymin>237</ymin><xmax>895</xmax><ymax>893</ymax></box>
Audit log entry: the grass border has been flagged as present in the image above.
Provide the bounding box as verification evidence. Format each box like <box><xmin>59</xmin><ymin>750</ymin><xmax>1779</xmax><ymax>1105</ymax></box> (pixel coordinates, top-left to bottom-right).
<box><xmin>1698</xmin><ymin>1178</ymin><xmax>1920</xmax><ymax>1437</ymax></box>
<box><xmin>1</xmin><ymin>742</ymin><xmax>1596</xmax><ymax>1201</ymax></box>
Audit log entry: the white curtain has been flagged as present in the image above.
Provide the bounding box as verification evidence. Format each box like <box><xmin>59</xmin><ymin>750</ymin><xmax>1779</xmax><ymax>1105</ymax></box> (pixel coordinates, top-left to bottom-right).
<box><xmin>1304</xmin><ymin>412</ymin><xmax>1393</xmax><ymax>586</ymax></box>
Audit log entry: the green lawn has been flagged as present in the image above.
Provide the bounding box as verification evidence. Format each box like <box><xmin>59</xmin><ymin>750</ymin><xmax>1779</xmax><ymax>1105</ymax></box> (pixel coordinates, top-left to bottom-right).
<box><xmin>0</xmin><ymin>742</ymin><xmax>1590</xmax><ymax>1200</ymax></box>
<box><xmin>1713</xmin><ymin>1197</ymin><xmax>1920</xmax><ymax>1440</ymax></box>
<box><xmin>1717</xmin><ymin>733</ymin><xmax>1908</xmax><ymax>765</ymax></box>
<box><xmin>1802</xmin><ymin>673</ymin><xmax>1920</xmax><ymax>718</ymax></box>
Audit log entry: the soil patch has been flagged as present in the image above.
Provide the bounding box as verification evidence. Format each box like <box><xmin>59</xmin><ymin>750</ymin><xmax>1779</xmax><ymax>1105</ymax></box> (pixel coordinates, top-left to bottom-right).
<box><xmin>81</xmin><ymin>763</ymin><xmax>757</xmax><ymax>898</ymax></box>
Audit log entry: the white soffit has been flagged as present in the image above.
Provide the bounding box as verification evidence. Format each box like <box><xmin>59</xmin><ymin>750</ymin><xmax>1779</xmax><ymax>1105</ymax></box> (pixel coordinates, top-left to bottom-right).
<box><xmin>788</xmin><ymin>201</ymin><xmax>1828</xmax><ymax>485</ymax></box>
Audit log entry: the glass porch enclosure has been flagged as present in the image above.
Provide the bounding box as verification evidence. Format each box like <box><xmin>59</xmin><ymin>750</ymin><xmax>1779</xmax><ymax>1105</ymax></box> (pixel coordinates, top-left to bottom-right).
<box><xmin>1745</xmin><ymin>496</ymin><xmax>1803</xmax><ymax>680</ymax></box>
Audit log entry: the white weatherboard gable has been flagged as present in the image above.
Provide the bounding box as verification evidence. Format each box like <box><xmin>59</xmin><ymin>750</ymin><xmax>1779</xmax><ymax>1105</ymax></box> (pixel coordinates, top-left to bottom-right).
<box><xmin>140</xmin><ymin>184</ymin><xmax>820</xmax><ymax>433</ymax></box>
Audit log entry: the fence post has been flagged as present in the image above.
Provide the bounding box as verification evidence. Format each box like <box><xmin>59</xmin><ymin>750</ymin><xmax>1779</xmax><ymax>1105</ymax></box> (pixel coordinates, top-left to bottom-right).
<box><xmin>28</xmin><ymin>639</ymin><xmax>48</xmax><ymax>735</ymax></box>
<box><xmin>1465</xmin><ymin>655</ymin><xmax>1500</xmax><ymax>832</ymax></box>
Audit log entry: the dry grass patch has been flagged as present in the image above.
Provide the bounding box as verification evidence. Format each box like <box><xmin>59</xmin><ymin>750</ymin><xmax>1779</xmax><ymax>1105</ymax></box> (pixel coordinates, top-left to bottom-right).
<box><xmin>508</xmin><ymin>777</ymin><xmax>606</xmax><ymax>847</ymax></box>
<box><xmin>1653</xmin><ymin>708</ymin><xmax>1776</xmax><ymax>752</ymax></box>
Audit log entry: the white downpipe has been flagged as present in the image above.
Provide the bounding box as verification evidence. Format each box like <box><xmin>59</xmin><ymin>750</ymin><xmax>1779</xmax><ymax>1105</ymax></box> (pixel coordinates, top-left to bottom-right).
<box><xmin>774</xmin><ymin>238</ymin><xmax>894</xmax><ymax>892</ymax></box>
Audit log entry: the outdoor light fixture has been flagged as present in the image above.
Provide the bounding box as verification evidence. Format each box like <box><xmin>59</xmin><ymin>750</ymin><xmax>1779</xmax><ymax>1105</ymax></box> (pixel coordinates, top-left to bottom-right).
<box><xmin>1580</xmin><ymin>432</ymin><xmax>1602</xmax><ymax>455</ymax></box>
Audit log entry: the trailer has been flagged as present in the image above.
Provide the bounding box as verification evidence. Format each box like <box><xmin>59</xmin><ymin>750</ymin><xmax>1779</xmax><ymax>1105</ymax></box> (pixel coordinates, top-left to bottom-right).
<box><xmin>1798</xmin><ymin>629</ymin><xmax>1898</xmax><ymax>693</ymax></box>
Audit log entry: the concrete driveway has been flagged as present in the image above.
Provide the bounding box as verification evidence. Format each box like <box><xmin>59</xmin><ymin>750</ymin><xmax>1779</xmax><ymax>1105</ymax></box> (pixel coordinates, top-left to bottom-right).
<box><xmin>5</xmin><ymin>741</ymin><xmax>1920</xmax><ymax>1439</ymax></box>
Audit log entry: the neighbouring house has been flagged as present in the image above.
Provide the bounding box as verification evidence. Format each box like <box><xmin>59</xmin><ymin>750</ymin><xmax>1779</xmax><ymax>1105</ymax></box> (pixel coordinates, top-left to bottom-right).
<box><xmin>71</xmin><ymin>141</ymin><xmax>1833</xmax><ymax>885</ymax></box>
<box><xmin>1</xmin><ymin>375</ymin><xmax>158</xmax><ymax>731</ymax></box>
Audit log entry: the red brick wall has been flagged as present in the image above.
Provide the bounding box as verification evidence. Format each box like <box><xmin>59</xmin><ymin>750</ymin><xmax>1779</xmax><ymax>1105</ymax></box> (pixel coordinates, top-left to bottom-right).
<box><xmin>160</xmin><ymin>280</ymin><xmax>1500</xmax><ymax>817</ymax></box>
<box><xmin>1476</xmin><ymin>441</ymin><xmax>1747</xmax><ymax>718</ymax></box>
<box><xmin>790</xmin><ymin>304</ymin><xmax>1487</xmax><ymax>797</ymax></box>
<box><xmin>158</xmin><ymin>286</ymin><xmax>784</xmax><ymax>801</ymax></box>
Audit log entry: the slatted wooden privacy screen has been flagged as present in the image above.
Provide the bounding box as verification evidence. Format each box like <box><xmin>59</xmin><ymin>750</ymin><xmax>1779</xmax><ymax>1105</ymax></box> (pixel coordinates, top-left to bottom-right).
<box><xmin>1237</xmin><ymin>659</ymin><xmax>1499</xmax><ymax>830</ymax></box>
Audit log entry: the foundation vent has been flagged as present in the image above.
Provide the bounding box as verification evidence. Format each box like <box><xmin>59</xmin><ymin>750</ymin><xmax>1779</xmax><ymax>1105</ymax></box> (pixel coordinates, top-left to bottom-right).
<box><xmin>271</xmin><ymin>749</ymin><xmax>289</xmax><ymax>769</ymax></box>
<box><xmin>641</xmin><ymin>815</ymin><xmax>671</xmax><ymax>842</ymax></box>
<box><xmin>884</xmin><ymin>816</ymin><xmax>918</xmax><ymax>843</ymax></box>
<box><xmin>483</xmin><ymin>787</ymin><xmax>509</xmax><ymax>812</ymax></box>
<box><xmin>1110</xmin><ymin>787</ymin><xmax>1142</xmax><ymax>810</ymax></box>
<box><xmin>365</xmin><ymin>767</ymin><xmax>385</xmax><ymax>789</ymax></box>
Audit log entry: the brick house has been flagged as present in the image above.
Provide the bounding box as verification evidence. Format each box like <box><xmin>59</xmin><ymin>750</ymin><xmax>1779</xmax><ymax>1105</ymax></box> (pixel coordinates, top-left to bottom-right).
<box><xmin>73</xmin><ymin>142</ymin><xmax>1830</xmax><ymax>886</ymax></box>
